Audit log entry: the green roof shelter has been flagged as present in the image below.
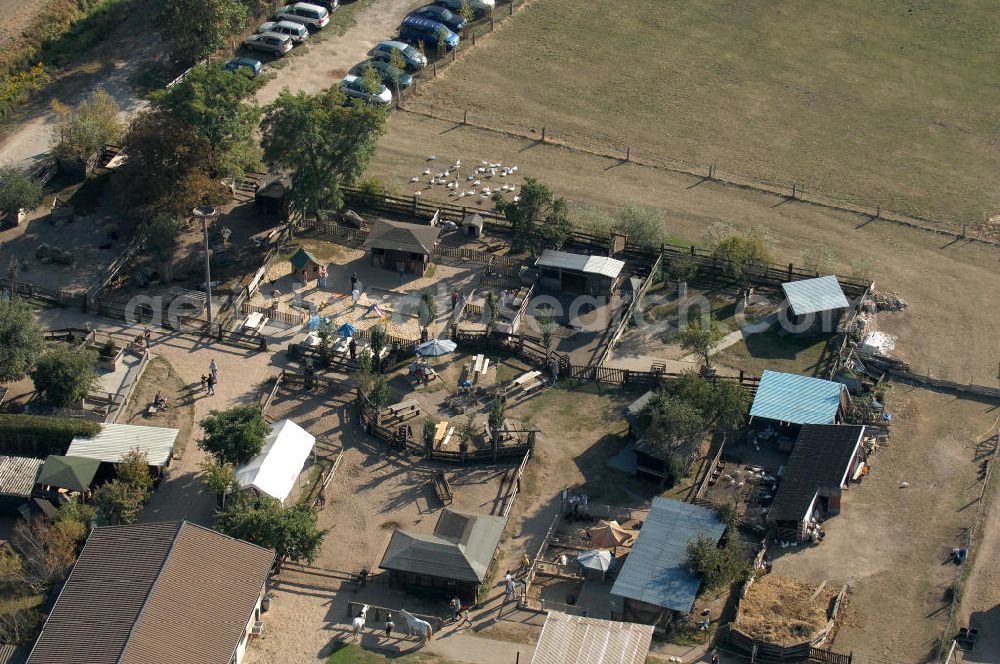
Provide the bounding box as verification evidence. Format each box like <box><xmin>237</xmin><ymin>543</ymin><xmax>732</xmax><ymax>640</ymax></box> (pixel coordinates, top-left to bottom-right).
<box><xmin>37</xmin><ymin>455</ymin><xmax>100</xmax><ymax>493</ymax></box>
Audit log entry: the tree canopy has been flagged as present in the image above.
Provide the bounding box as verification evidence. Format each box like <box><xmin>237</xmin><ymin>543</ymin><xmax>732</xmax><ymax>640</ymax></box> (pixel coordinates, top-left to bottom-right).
<box><xmin>0</xmin><ymin>166</ymin><xmax>42</xmax><ymax>219</ymax></box>
<box><xmin>199</xmin><ymin>404</ymin><xmax>269</xmax><ymax>466</ymax></box>
<box><xmin>656</xmin><ymin>372</ymin><xmax>750</xmax><ymax>432</ymax></box>
<box><xmin>157</xmin><ymin>0</ymin><xmax>248</xmax><ymax>64</ymax></box>
<box><xmin>493</xmin><ymin>178</ymin><xmax>571</xmax><ymax>254</ymax></box>
<box><xmin>0</xmin><ymin>298</ymin><xmax>45</xmax><ymax>383</ymax></box>
<box><xmin>93</xmin><ymin>450</ymin><xmax>154</xmax><ymax>525</ymax></box>
<box><xmin>31</xmin><ymin>345</ymin><xmax>98</xmax><ymax>408</ymax></box>
<box><xmin>215</xmin><ymin>494</ymin><xmax>327</xmax><ymax>562</ymax></box>
<box><xmin>261</xmin><ymin>88</ymin><xmax>387</xmax><ymax>220</ymax></box>
<box><xmin>686</xmin><ymin>534</ymin><xmax>749</xmax><ymax>592</ymax></box>
<box><xmin>676</xmin><ymin>316</ymin><xmax>725</xmax><ymax>368</ymax></box>
<box><xmin>711</xmin><ymin>226</ymin><xmax>772</xmax><ymax>296</ymax></box>
<box><xmin>52</xmin><ymin>89</ymin><xmax>125</xmax><ymax>161</ymax></box>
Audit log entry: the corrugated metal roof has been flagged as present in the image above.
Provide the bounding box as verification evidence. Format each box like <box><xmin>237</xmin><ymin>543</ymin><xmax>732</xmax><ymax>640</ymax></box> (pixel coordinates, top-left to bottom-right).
<box><xmin>749</xmin><ymin>370</ymin><xmax>846</xmax><ymax>425</ymax></box>
<box><xmin>610</xmin><ymin>498</ymin><xmax>725</xmax><ymax>613</ymax></box>
<box><xmin>782</xmin><ymin>275</ymin><xmax>849</xmax><ymax>316</ymax></box>
<box><xmin>67</xmin><ymin>423</ymin><xmax>178</xmax><ymax>467</ymax></box>
<box><xmin>236</xmin><ymin>419</ymin><xmax>315</xmax><ymax>505</ymax></box>
<box><xmin>0</xmin><ymin>645</ymin><xmax>29</xmax><ymax>664</ymax></box>
<box><xmin>0</xmin><ymin>456</ymin><xmax>43</xmax><ymax>498</ymax></box>
<box><xmin>531</xmin><ymin>611</ymin><xmax>653</xmax><ymax>664</ymax></box>
<box><xmin>768</xmin><ymin>425</ymin><xmax>865</xmax><ymax>524</ymax></box>
<box><xmin>535</xmin><ymin>250</ymin><xmax>625</xmax><ymax>279</ymax></box>
<box><xmin>27</xmin><ymin>521</ymin><xmax>274</xmax><ymax>664</ymax></box>
<box><xmin>379</xmin><ymin>510</ymin><xmax>507</xmax><ymax>583</ymax></box>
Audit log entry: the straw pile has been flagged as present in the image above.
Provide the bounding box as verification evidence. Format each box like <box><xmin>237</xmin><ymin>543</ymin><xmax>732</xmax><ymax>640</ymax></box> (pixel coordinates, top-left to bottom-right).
<box><xmin>733</xmin><ymin>573</ymin><xmax>837</xmax><ymax>644</ymax></box>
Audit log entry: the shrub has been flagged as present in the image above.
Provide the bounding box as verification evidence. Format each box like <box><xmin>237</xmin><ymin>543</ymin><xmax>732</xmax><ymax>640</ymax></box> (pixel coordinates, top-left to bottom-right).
<box><xmin>0</xmin><ymin>166</ymin><xmax>43</xmax><ymax>219</ymax></box>
<box><xmin>686</xmin><ymin>534</ymin><xmax>750</xmax><ymax>592</ymax></box>
<box><xmin>199</xmin><ymin>404</ymin><xmax>269</xmax><ymax>466</ymax></box>
<box><xmin>0</xmin><ymin>66</ymin><xmax>49</xmax><ymax>121</ymax></box>
<box><xmin>31</xmin><ymin>346</ymin><xmax>99</xmax><ymax>408</ymax></box>
<box><xmin>52</xmin><ymin>89</ymin><xmax>125</xmax><ymax>160</ymax></box>
<box><xmin>0</xmin><ymin>414</ymin><xmax>100</xmax><ymax>442</ymax></box>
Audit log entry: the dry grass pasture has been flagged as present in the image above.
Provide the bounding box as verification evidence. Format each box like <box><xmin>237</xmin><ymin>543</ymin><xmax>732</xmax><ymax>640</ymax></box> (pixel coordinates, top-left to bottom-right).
<box><xmin>402</xmin><ymin>0</ymin><xmax>1000</xmax><ymax>228</ymax></box>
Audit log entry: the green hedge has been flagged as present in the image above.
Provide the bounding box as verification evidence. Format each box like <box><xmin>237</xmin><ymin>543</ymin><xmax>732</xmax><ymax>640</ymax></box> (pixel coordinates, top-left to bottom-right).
<box><xmin>0</xmin><ymin>414</ymin><xmax>100</xmax><ymax>442</ymax></box>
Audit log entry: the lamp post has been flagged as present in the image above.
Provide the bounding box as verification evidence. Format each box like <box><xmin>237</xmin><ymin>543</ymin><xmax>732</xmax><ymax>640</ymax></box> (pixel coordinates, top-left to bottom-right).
<box><xmin>192</xmin><ymin>206</ymin><xmax>218</xmax><ymax>327</ymax></box>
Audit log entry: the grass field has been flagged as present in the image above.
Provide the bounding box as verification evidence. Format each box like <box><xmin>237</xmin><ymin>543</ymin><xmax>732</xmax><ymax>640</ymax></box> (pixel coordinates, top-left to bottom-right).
<box><xmin>407</xmin><ymin>0</ymin><xmax>1000</xmax><ymax>228</ymax></box>
<box><xmin>326</xmin><ymin>642</ymin><xmax>459</xmax><ymax>663</ymax></box>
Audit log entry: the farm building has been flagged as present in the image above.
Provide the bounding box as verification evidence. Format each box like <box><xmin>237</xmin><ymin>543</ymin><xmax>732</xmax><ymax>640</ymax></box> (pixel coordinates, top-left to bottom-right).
<box><xmin>749</xmin><ymin>370</ymin><xmax>849</xmax><ymax>428</ymax></box>
<box><xmin>781</xmin><ymin>275</ymin><xmax>850</xmax><ymax>332</ymax></box>
<box><xmin>531</xmin><ymin>611</ymin><xmax>654</xmax><ymax>664</ymax></box>
<box><xmin>0</xmin><ymin>456</ymin><xmax>44</xmax><ymax>515</ymax></box>
<box><xmin>461</xmin><ymin>212</ymin><xmax>485</xmax><ymax>238</ymax></box>
<box><xmin>362</xmin><ymin>219</ymin><xmax>440</xmax><ymax>276</ymax></box>
<box><xmin>27</xmin><ymin>521</ymin><xmax>275</xmax><ymax>664</ymax></box>
<box><xmin>535</xmin><ymin>250</ymin><xmax>625</xmax><ymax>297</ymax></box>
<box><xmin>768</xmin><ymin>424</ymin><xmax>868</xmax><ymax>542</ymax></box>
<box><xmin>66</xmin><ymin>423</ymin><xmax>178</xmax><ymax>474</ymax></box>
<box><xmin>611</xmin><ymin>498</ymin><xmax>725</xmax><ymax>626</ymax></box>
<box><xmin>289</xmin><ymin>247</ymin><xmax>323</xmax><ymax>281</ymax></box>
<box><xmin>379</xmin><ymin>509</ymin><xmax>508</xmax><ymax>601</ymax></box>
<box><xmin>235</xmin><ymin>419</ymin><xmax>316</xmax><ymax>506</ymax></box>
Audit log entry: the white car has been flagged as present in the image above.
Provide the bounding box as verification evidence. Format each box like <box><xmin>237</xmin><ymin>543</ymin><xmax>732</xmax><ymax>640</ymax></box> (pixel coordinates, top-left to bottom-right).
<box><xmin>340</xmin><ymin>74</ymin><xmax>392</xmax><ymax>106</ymax></box>
<box><xmin>243</xmin><ymin>32</ymin><xmax>294</xmax><ymax>56</ymax></box>
<box><xmin>258</xmin><ymin>20</ymin><xmax>310</xmax><ymax>43</ymax></box>
<box><xmin>276</xmin><ymin>2</ymin><xmax>330</xmax><ymax>29</ymax></box>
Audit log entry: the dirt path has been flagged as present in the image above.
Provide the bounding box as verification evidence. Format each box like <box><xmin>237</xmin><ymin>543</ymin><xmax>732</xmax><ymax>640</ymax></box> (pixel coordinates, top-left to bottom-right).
<box><xmin>255</xmin><ymin>0</ymin><xmax>424</xmax><ymax>106</ymax></box>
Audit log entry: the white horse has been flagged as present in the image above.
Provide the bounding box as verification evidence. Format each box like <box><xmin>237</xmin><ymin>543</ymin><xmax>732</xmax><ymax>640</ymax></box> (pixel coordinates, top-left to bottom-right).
<box><xmin>400</xmin><ymin>609</ymin><xmax>434</xmax><ymax>642</ymax></box>
<box><xmin>352</xmin><ymin>604</ymin><xmax>369</xmax><ymax>639</ymax></box>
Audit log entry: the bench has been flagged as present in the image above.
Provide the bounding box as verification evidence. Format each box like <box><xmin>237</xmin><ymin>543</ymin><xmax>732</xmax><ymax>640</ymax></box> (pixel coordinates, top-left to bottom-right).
<box><xmin>473</xmin><ymin>356</ymin><xmax>490</xmax><ymax>384</ymax></box>
<box><xmin>433</xmin><ymin>471</ymin><xmax>452</xmax><ymax>505</ymax></box>
<box><xmin>512</xmin><ymin>370</ymin><xmax>542</xmax><ymax>391</ymax></box>
<box><xmin>438</xmin><ymin>426</ymin><xmax>455</xmax><ymax>449</ymax></box>
<box><xmin>432</xmin><ymin>421</ymin><xmax>449</xmax><ymax>447</ymax></box>
<box><xmin>388</xmin><ymin>400</ymin><xmax>420</xmax><ymax>419</ymax></box>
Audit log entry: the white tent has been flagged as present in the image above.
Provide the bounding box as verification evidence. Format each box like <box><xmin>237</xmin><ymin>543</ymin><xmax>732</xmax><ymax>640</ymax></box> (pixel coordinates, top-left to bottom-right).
<box><xmin>236</xmin><ymin>419</ymin><xmax>315</xmax><ymax>505</ymax></box>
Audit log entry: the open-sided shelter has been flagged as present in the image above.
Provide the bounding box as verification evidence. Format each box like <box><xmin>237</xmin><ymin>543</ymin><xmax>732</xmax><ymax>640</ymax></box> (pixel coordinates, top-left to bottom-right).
<box><xmin>531</xmin><ymin>611</ymin><xmax>654</xmax><ymax>664</ymax></box>
<box><xmin>749</xmin><ymin>370</ymin><xmax>849</xmax><ymax>427</ymax></box>
<box><xmin>768</xmin><ymin>424</ymin><xmax>867</xmax><ymax>541</ymax></box>
<box><xmin>235</xmin><ymin>419</ymin><xmax>315</xmax><ymax>506</ymax></box>
<box><xmin>535</xmin><ymin>250</ymin><xmax>625</xmax><ymax>297</ymax></box>
<box><xmin>66</xmin><ymin>423</ymin><xmax>178</xmax><ymax>473</ymax></box>
<box><xmin>27</xmin><ymin>521</ymin><xmax>275</xmax><ymax>664</ymax></box>
<box><xmin>781</xmin><ymin>275</ymin><xmax>850</xmax><ymax>332</ymax></box>
<box><xmin>379</xmin><ymin>509</ymin><xmax>507</xmax><ymax>600</ymax></box>
<box><xmin>611</xmin><ymin>497</ymin><xmax>725</xmax><ymax>625</ymax></box>
<box><xmin>362</xmin><ymin>219</ymin><xmax>440</xmax><ymax>276</ymax></box>
<box><xmin>36</xmin><ymin>455</ymin><xmax>100</xmax><ymax>494</ymax></box>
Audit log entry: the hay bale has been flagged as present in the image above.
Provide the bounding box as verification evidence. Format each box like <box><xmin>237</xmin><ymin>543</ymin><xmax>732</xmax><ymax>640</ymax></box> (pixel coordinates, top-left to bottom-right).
<box><xmin>733</xmin><ymin>573</ymin><xmax>839</xmax><ymax>645</ymax></box>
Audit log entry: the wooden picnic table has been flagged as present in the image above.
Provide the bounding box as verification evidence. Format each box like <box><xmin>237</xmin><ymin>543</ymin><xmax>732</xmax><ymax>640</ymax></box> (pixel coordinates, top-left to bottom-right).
<box><xmin>388</xmin><ymin>400</ymin><xmax>420</xmax><ymax>417</ymax></box>
<box><xmin>432</xmin><ymin>421</ymin><xmax>449</xmax><ymax>447</ymax></box>
<box><xmin>332</xmin><ymin>336</ymin><xmax>352</xmax><ymax>354</ymax></box>
<box><xmin>512</xmin><ymin>370</ymin><xmax>542</xmax><ymax>388</ymax></box>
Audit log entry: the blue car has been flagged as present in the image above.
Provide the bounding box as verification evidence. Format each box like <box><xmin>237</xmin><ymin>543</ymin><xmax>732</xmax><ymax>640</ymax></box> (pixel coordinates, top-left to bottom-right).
<box><xmin>399</xmin><ymin>15</ymin><xmax>459</xmax><ymax>51</ymax></box>
<box><xmin>408</xmin><ymin>5</ymin><xmax>466</xmax><ymax>33</ymax></box>
<box><xmin>224</xmin><ymin>57</ymin><xmax>263</xmax><ymax>76</ymax></box>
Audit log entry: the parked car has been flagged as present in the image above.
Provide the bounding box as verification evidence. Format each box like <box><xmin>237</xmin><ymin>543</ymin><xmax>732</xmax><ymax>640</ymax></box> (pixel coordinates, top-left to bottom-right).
<box><xmin>399</xmin><ymin>16</ymin><xmax>459</xmax><ymax>51</ymax></box>
<box><xmin>434</xmin><ymin>0</ymin><xmax>494</xmax><ymax>16</ymax></box>
<box><xmin>369</xmin><ymin>40</ymin><xmax>427</xmax><ymax>70</ymax></box>
<box><xmin>224</xmin><ymin>57</ymin><xmax>263</xmax><ymax>76</ymax></box>
<box><xmin>408</xmin><ymin>5</ymin><xmax>466</xmax><ymax>33</ymax></box>
<box><xmin>258</xmin><ymin>20</ymin><xmax>310</xmax><ymax>43</ymax></box>
<box><xmin>276</xmin><ymin>2</ymin><xmax>330</xmax><ymax>29</ymax></box>
<box><xmin>243</xmin><ymin>32</ymin><xmax>294</xmax><ymax>56</ymax></box>
<box><xmin>302</xmin><ymin>0</ymin><xmax>338</xmax><ymax>11</ymax></box>
<box><xmin>349</xmin><ymin>59</ymin><xmax>414</xmax><ymax>89</ymax></box>
<box><xmin>340</xmin><ymin>74</ymin><xmax>392</xmax><ymax>106</ymax></box>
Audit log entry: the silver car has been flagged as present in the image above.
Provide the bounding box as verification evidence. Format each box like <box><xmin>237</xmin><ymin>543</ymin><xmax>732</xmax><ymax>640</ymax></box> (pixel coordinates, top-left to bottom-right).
<box><xmin>243</xmin><ymin>32</ymin><xmax>294</xmax><ymax>56</ymax></box>
<box><xmin>340</xmin><ymin>74</ymin><xmax>392</xmax><ymax>106</ymax></box>
<box><xmin>276</xmin><ymin>2</ymin><xmax>330</xmax><ymax>29</ymax></box>
<box><xmin>258</xmin><ymin>20</ymin><xmax>310</xmax><ymax>43</ymax></box>
<box><xmin>435</xmin><ymin>0</ymin><xmax>494</xmax><ymax>15</ymax></box>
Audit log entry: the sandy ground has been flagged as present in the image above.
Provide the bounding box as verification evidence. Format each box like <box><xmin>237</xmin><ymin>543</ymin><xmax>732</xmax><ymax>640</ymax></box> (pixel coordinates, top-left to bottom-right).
<box><xmin>771</xmin><ymin>387</ymin><xmax>996</xmax><ymax>661</ymax></box>
<box><xmin>370</xmin><ymin>112</ymin><xmax>1000</xmax><ymax>386</ymax></box>
<box><xmin>0</xmin><ymin>0</ymin><xmax>50</xmax><ymax>50</ymax></box>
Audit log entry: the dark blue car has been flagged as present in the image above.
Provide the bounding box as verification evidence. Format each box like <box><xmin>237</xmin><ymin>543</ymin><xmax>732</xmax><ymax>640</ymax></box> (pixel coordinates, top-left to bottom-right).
<box><xmin>399</xmin><ymin>15</ymin><xmax>459</xmax><ymax>51</ymax></box>
<box><xmin>408</xmin><ymin>5</ymin><xmax>466</xmax><ymax>33</ymax></box>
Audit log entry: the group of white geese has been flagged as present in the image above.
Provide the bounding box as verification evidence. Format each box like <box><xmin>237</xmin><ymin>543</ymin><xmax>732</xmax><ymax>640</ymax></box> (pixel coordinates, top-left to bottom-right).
<box><xmin>410</xmin><ymin>155</ymin><xmax>521</xmax><ymax>202</ymax></box>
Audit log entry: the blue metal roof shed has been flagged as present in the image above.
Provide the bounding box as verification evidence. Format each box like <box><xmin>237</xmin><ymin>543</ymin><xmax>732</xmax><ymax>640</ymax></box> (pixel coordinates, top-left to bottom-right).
<box><xmin>781</xmin><ymin>275</ymin><xmax>850</xmax><ymax>317</ymax></box>
<box><xmin>749</xmin><ymin>370</ymin><xmax>847</xmax><ymax>425</ymax></box>
<box><xmin>611</xmin><ymin>498</ymin><xmax>725</xmax><ymax>614</ymax></box>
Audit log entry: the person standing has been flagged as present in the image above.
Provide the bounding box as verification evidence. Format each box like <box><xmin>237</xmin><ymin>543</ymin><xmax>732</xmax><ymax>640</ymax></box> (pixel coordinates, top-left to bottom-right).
<box><xmin>209</xmin><ymin>359</ymin><xmax>218</xmax><ymax>382</ymax></box>
<box><xmin>200</xmin><ymin>375</ymin><xmax>208</xmax><ymax>393</ymax></box>
<box><xmin>348</xmin><ymin>338</ymin><xmax>357</xmax><ymax>360</ymax></box>
<box><xmin>350</xmin><ymin>272</ymin><xmax>359</xmax><ymax>292</ymax></box>
<box><xmin>449</xmin><ymin>596</ymin><xmax>461</xmax><ymax>622</ymax></box>
<box><xmin>318</xmin><ymin>265</ymin><xmax>328</xmax><ymax>289</ymax></box>
<box><xmin>384</xmin><ymin>614</ymin><xmax>394</xmax><ymax>639</ymax></box>
<box><xmin>451</xmin><ymin>290</ymin><xmax>459</xmax><ymax>312</ymax></box>
<box><xmin>460</xmin><ymin>607</ymin><xmax>473</xmax><ymax>628</ymax></box>
<box><xmin>206</xmin><ymin>373</ymin><xmax>216</xmax><ymax>396</ymax></box>
<box><xmin>143</xmin><ymin>327</ymin><xmax>152</xmax><ymax>348</ymax></box>
<box><xmin>351</xmin><ymin>288</ymin><xmax>361</xmax><ymax>310</ymax></box>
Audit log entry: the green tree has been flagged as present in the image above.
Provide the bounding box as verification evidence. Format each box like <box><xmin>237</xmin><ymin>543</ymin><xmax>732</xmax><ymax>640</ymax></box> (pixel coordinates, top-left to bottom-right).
<box><xmin>389</xmin><ymin>49</ymin><xmax>407</xmax><ymax>75</ymax></box>
<box><xmin>361</xmin><ymin>63</ymin><xmax>383</xmax><ymax>96</ymax></box>
<box><xmin>850</xmin><ymin>256</ymin><xmax>874</xmax><ymax>282</ymax></box>
<box><xmin>639</xmin><ymin>393</ymin><xmax>705</xmax><ymax>479</ymax></box>
<box><xmin>537</xmin><ymin>306</ymin><xmax>556</xmax><ymax>358</ymax></box>
<box><xmin>261</xmin><ymin>88</ymin><xmax>387</xmax><ymax>221</ymax></box>
<box><xmin>369</xmin><ymin>374</ymin><xmax>391</xmax><ymax>412</ymax></box>
<box><xmin>488</xmin><ymin>395</ymin><xmax>505</xmax><ymax>440</ymax></box>
<box><xmin>200</xmin><ymin>458</ymin><xmax>238</xmax><ymax>508</ymax></box>
<box><xmin>52</xmin><ymin>90</ymin><xmax>125</xmax><ymax>161</ymax></box>
<box><xmin>676</xmin><ymin>316</ymin><xmax>725</xmax><ymax>368</ymax></box>
<box><xmin>458</xmin><ymin>0</ymin><xmax>475</xmax><ymax>22</ymax></box>
<box><xmin>93</xmin><ymin>450</ymin><xmax>154</xmax><ymax>525</ymax></box>
<box><xmin>658</xmin><ymin>372</ymin><xmax>750</xmax><ymax>432</ymax></box>
<box><xmin>711</xmin><ymin>227</ymin><xmax>772</xmax><ymax>300</ymax></box>
<box><xmin>151</xmin><ymin>62</ymin><xmax>264</xmax><ymax>177</ymax></box>
<box><xmin>139</xmin><ymin>214</ymin><xmax>184</xmax><ymax>282</ymax></box>
<box><xmin>199</xmin><ymin>404</ymin><xmax>269</xmax><ymax>466</ymax></box>
<box><xmin>615</xmin><ymin>201</ymin><xmax>665</xmax><ymax>248</ymax></box>
<box><xmin>0</xmin><ymin>166</ymin><xmax>42</xmax><ymax>221</ymax></box>
<box><xmin>31</xmin><ymin>346</ymin><xmax>98</xmax><ymax>408</ymax></box>
<box><xmin>484</xmin><ymin>290</ymin><xmax>498</xmax><ymax>332</ymax></box>
<box><xmin>686</xmin><ymin>534</ymin><xmax>749</xmax><ymax>592</ymax></box>
<box><xmin>158</xmin><ymin>0</ymin><xmax>248</xmax><ymax>64</ymax></box>
<box><xmin>493</xmin><ymin>178</ymin><xmax>572</xmax><ymax>254</ymax></box>
<box><xmin>419</xmin><ymin>290</ymin><xmax>437</xmax><ymax>332</ymax></box>
<box><xmin>0</xmin><ymin>297</ymin><xmax>45</xmax><ymax>383</ymax></box>
<box><xmin>367</xmin><ymin>324</ymin><xmax>387</xmax><ymax>373</ymax></box>
<box><xmin>215</xmin><ymin>494</ymin><xmax>327</xmax><ymax>562</ymax></box>
<box><xmin>664</xmin><ymin>253</ymin><xmax>698</xmax><ymax>284</ymax></box>
<box><xmin>802</xmin><ymin>242</ymin><xmax>835</xmax><ymax>275</ymax></box>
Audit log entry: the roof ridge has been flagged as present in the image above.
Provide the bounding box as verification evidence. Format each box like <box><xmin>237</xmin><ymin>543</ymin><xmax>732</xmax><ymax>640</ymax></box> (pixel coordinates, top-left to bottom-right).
<box><xmin>116</xmin><ymin>521</ymin><xmax>185</xmax><ymax>664</ymax></box>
